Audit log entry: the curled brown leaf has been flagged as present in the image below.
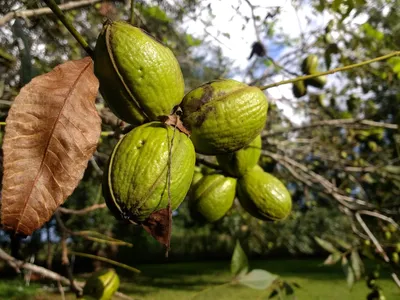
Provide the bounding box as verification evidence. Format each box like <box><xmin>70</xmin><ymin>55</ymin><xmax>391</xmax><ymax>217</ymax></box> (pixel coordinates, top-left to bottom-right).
<box><xmin>1</xmin><ymin>57</ymin><xmax>101</xmax><ymax>236</ymax></box>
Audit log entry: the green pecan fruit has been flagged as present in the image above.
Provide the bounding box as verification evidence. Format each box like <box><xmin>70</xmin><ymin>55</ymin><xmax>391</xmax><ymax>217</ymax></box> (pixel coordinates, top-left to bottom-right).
<box><xmin>237</xmin><ymin>165</ymin><xmax>292</xmax><ymax>221</ymax></box>
<box><xmin>301</xmin><ymin>54</ymin><xmax>318</xmax><ymax>74</ymax></box>
<box><xmin>83</xmin><ymin>269</ymin><xmax>120</xmax><ymax>300</ymax></box>
<box><xmin>305</xmin><ymin>75</ymin><xmax>327</xmax><ymax>89</ymax></box>
<box><xmin>181</xmin><ymin>79</ymin><xmax>268</xmax><ymax>155</ymax></box>
<box><xmin>189</xmin><ymin>174</ymin><xmax>237</xmax><ymax>222</ymax></box>
<box><xmin>103</xmin><ymin>122</ymin><xmax>195</xmax><ymax>222</ymax></box>
<box><xmin>94</xmin><ymin>21</ymin><xmax>184</xmax><ymax>125</ymax></box>
<box><xmin>292</xmin><ymin>80</ymin><xmax>307</xmax><ymax>98</ymax></box>
<box><xmin>216</xmin><ymin>135</ymin><xmax>261</xmax><ymax>177</ymax></box>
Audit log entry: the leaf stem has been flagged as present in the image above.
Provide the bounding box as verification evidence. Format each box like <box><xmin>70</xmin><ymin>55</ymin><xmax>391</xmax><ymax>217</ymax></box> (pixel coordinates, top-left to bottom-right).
<box><xmin>43</xmin><ymin>0</ymin><xmax>94</xmax><ymax>58</ymax></box>
<box><xmin>130</xmin><ymin>0</ymin><xmax>135</xmax><ymax>24</ymax></box>
<box><xmin>70</xmin><ymin>251</ymin><xmax>141</xmax><ymax>273</ymax></box>
<box><xmin>258</xmin><ymin>51</ymin><xmax>400</xmax><ymax>90</ymax></box>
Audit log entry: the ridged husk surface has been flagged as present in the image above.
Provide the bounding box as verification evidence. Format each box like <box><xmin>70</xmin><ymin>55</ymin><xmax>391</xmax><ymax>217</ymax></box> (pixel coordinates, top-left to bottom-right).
<box><xmin>190</xmin><ymin>174</ymin><xmax>237</xmax><ymax>222</ymax></box>
<box><xmin>301</xmin><ymin>54</ymin><xmax>318</xmax><ymax>74</ymax></box>
<box><xmin>237</xmin><ymin>165</ymin><xmax>292</xmax><ymax>221</ymax></box>
<box><xmin>216</xmin><ymin>135</ymin><xmax>262</xmax><ymax>177</ymax></box>
<box><xmin>180</xmin><ymin>79</ymin><xmax>268</xmax><ymax>155</ymax></box>
<box><xmin>94</xmin><ymin>21</ymin><xmax>184</xmax><ymax>125</ymax></box>
<box><xmin>83</xmin><ymin>269</ymin><xmax>120</xmax><ymax>300</ymax></box>
<box><xmin>292</xmin><ymin>80</ymin><xmax>307</xmax><ymax>98</ymax></box>
<box><xmin>103</xmin><ymin>122</ymin><xmax>195</xmax><ymax>222</ymax></box>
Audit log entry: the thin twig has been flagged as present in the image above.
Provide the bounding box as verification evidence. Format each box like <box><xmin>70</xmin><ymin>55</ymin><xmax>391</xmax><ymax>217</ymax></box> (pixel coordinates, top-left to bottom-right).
<box><xmin>130</xmin><ymin>0</ymin><xmax>135</xmax><ymax>24</ymax></box>
<box><xmin>70</xmin><ymin>251</ymin><xmax>141</xmax><ymax>273</ymax></box>
<box><xmin>43</xmin><ymin>0</ymin><xmax>94</xmax><ymax>57</ymax></box>
<box><xmin>263</xmin><ymin>118</ymin><xmax>398</xmax><ymax>137</ymax></box>
<box><xmin>0</xmin><ymin>248</ymin><xmax>134</xmax><ymax>299</ymax></box>
<box><xmin>0</xmin><ymin>0</ymin><xmax>107</xmax><ymax>27</ymax></box>
<box><xmin>358</xmin><ymin>210</ymin><xmax>399</xmax><ymax>229</ymax></box>
<box><xmin>58</xmin><ymin>203</ymin><xmax>107</xmax><ymax>215</ymax></box>
<box><xmin>57</xmin><ymin>280</ymin><xmax>66</xmax><ymax>300</ymax></box>
<box><xmin>354</xmin><ymin>212</ymin><xmax>400</xmax><ymax>289</ymax></box>
<box><xmin>259</xmin><ymin>51</ymin><xmax>400</xmax><ymax>90</ymax></box>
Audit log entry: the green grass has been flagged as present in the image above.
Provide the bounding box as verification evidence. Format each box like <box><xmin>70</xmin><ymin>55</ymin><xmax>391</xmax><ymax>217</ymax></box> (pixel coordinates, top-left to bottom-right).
<box><xmin>2</xmin><ymin>259</ymin><xmax>399</xmax><ymax>299</ymax></box>
<box><xmin>0</xmin><ymin>279</ymin><xmax>40</xmax><ymax>300</ymax></box>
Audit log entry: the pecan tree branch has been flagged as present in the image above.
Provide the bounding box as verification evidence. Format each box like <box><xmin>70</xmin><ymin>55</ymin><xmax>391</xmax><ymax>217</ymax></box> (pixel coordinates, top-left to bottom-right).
<box><xmin>0</xmin><ymin>247</ymin><xmax>133</xmax><ymax>299</ymax></box>
<box><xmin>263</xmin><ymin>118</ymin><xmax>398</xmax><ymax>138</ymax></box>
<box><xmin>0</xmin><ymin>0</ymin><xmax>108</xmax><ymax>27</ymax></box>
<box><xmin>57</xmin><ymin>203</ymin><xmax>107</xmax><ymax>215</ymax></box>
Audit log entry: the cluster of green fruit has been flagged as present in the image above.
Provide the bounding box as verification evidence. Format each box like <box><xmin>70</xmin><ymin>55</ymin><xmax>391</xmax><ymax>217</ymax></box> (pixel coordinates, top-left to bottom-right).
<box><xmin>82</xmin><ymin>269</ymin><xmax>120</xmax><ymax>300</ymax></box>
<box><xmin>93</xmin><ymin>21</ymin><xmax>291</xmax><ymax>235</ymax></box>
<box><xmin>292</xmin><ymin>55</ymin><xmax>327</xmax><ymax>98</ymax></box>
<box><xmin>189</xmin><ymin>135</ymin><xmax>292</xmax><ymax>223</ymax></box>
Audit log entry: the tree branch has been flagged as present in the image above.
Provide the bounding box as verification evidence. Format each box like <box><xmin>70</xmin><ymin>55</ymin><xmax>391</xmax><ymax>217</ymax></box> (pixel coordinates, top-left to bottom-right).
<box><xmin>259</xmin><ymin>51</ymin><xmax>400</xmax><ymax>90</ymax></box>
<box><xmin>263</xmin><ymin>118</ymin><xmax>398</xmax><ymax>138</ymax></box>
<box><xmin>0</xmin><ymin>0</ymin><xmax>108</xmax><ymax>27</ymax></box>
<box><xmin>43</xmin><ymin>0</ymin><xmax>94</xmax><ymax>57</ymax></box>
<box><xmin>0</xmin><ymin>247</ymin><xmax>133</xmax><ymax>299</ymax></box>
<box><xmin>58</xmin><ymin>203</ymin><xmax>107</xmax><ymax>215</ymax></box>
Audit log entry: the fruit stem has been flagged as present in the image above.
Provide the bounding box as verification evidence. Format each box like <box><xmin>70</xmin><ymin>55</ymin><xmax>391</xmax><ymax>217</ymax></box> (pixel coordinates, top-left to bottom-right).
<box><xmin>43</xmin><ymin>0</ymin><xmax>94</xmax><ymax>58</ymax></box>
<box><xmin>258</xmin><ymin>51</ymin><xmax>400</xmax><ymax>90</ymax></box>
<box><xmin>130</xmin><ymin>0</ymin><xmax>135</xmax><ymax>25</ymax></box>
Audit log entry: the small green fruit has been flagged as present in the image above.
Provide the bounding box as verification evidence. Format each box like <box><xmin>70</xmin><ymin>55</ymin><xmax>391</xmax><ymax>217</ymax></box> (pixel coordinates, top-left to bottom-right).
<box><xmin>292</xmin><ymin>80</ymin><xmax>307</xmax><ymax>98</ymax></box>
<box><xmin>216</xmin><ymin>135</ymin><xmax>261</xmax><ymax>177</ymax></box>
<box><xmin>368</xmin><ymin>141</ymin><xmax>378</xmax><ymax>152</ymax></box>
<box><xmin>387</xmin><ymin>223</ymin><xmax>397</xmax><ymax>233</ymax></box>
<box><xmin>181</xmin><ymin>79</ymin><xmax>268</xmax><ymax>155</ymax></box>
<box><xmin>103</xmin><ymin>122</ymin><xmax>195</xmax><ymax>222</ymax></box>
<box><xmin>395</xmin><ymin>243</ymin><xmax>400</xmax><ymax>253</ymax></box>
<box><xmin>237</xmin><ymin>166</ymin><xmax>292</xmax><ymax>221</ymax></box>
<box><xmin>305</xmin><ymin>74</ymin><xmax>327</xmax><ymax>89</ymax></box>
<box><xmin>385</xmin><ymin>231</ymin><xmax>392</xmax><ymax>240</ymax></box>
<box><xmin>367</xmin><ymin>278</ymin><xmax>376</xmax><ymax>288</ymax></box>
<box><xmin>392</xmin><ymin>252</ymin><xmax>399</xmax><ymax>264</ymax></box>
<box><xmin>301</xmin><ymin>55</ymin><xmax>319</xmax><ymax>74</ymax></box>
<box><xmin>364</xmin><ymin>240</ymin><xmax>371</xmax><ymax>247</ymax></box>
<box><xmin>189</xmin><ymin>174</ymin><xmax>237</xmax><ymax>222</ymax></box>
<box><xmin>83</xmin><ymin>269</ymin><xmax>120</xmax><ymax>300</ymax></box>
<box><xmin>94</xmin><ymin>21</ymin><xmax>184</xmax><ymax>125</ymax></box>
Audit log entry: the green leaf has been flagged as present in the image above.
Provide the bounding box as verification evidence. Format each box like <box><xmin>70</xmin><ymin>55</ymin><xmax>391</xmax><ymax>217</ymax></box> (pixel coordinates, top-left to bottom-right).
<box><xmin>324</xmin><ymin>252</ymin><xmax>342</xmax><ymax>265</ymax></box>
<box><xmin>351</xmin><ymin>250</ymin><xmax>363</xmax><ymax>280</ymax></box>
<box><xmin>332</xmin><ymin>0</ymin><xmax>342</xmax><ymax>11</ymax></box>
<box><xmin>342</xmin><ymin>256</ymin><xmax>355</xmax><ymax>289</ymax></box>
<box><xmin>315</xmin><ymin>237</ymin><xmax>340</xmax><ymax>253</ymax></box>
<box><xmin>384</xmin><ymin>165</ymin><xmax>400</xmax><ymax>175</ymax></box>
<box><xmin>238</xmin><ymin>269</ymin><xmax>278</xmax><ymax>290</ymax></box>
<box><xmin>331</xmin><ymin>237</ymin><xmax>352</xmax><ymax>250</ymax></box>
<box><xmin>231</xmin><ymin>240</ymin><xmax>249</xmax><ymax>277</ymax></box>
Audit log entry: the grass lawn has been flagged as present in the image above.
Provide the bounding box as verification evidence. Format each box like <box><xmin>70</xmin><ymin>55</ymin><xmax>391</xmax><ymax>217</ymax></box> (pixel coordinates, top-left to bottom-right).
<box><xmin>1</xmin><ymin>259</ymin><xmax>399</xmax><ymax>299</ymax></box>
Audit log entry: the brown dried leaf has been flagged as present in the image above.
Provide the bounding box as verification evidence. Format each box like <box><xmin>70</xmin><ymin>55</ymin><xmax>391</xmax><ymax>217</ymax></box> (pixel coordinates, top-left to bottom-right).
<box><xmin>141</xmin><ymin>208</ymin><xmax>172</xmax><ymax>252</ymax></box>
<box><xmin>161</xmin><ymin>114</ymin><xmax>191</xmax><ymax>136</ymax></box>
<box><xmin>1</xmin><ymin>57</ymin><xmax>101</xmax><ymax>236</ymax></box>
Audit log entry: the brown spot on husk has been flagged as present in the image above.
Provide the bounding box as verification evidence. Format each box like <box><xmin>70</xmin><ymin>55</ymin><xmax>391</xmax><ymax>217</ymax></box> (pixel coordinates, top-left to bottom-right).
<box><xmin>159</xmin><ymin>114</ymin><xmax>191</xmax><ymax>136</ymax></box>
<box><xmin>193</xmin><ymin>105</ymin><xmax>214</xmax><ymax>127</ymax></box>
<box><xmin>141</xmin><ymin>208</ymin><xmax>172</xmax><ymax>255</ymax></box>
<box><xmin>187</xmin><ymin>84</ymin><xmax>214</xmax><ymax>113</ymax></box>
